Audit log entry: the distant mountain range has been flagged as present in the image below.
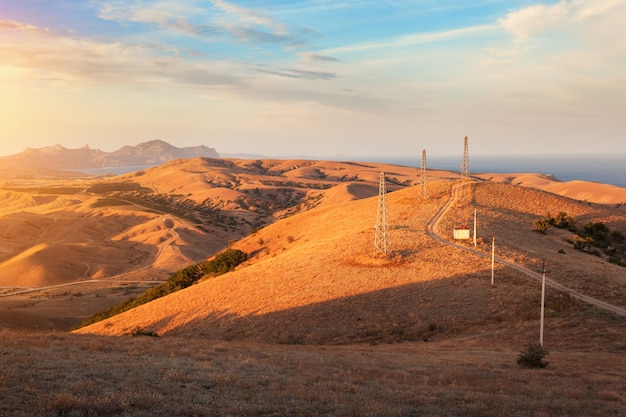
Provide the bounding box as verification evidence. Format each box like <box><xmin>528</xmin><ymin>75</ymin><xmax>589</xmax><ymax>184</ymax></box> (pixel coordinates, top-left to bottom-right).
<box><xmin>0</xmin><ymin>140</ymin><xmax>220</xmax><ymax>175</ymax></box>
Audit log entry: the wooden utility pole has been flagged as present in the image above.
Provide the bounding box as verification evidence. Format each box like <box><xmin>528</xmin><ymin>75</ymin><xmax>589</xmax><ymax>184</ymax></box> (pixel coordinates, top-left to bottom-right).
<box><xmin>421</xmin><ymin>149</ymin><xmax>428</xmax><ymax>200</ymax></box>
<box><xmin>473</xmin><ymin>209</ymin><xmax>477</xmax><ymax>248</ymax></box>
<box><xmin>540</xmin><ymin>259</ymin><xmax>547</xmax><ymax>346</ymax></box>
<box><xmin>491</xmin><ymin>236</ymin><xmax>495</xmax><ymax>286</ymax></box>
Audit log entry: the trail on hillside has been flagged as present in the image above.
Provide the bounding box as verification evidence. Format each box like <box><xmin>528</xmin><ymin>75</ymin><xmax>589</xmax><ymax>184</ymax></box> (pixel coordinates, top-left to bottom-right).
<box><xmin>0</xmin><ymin>214</ymin><xmax>186</xmax><ymax>298</ymax></box>
<box><xmin>426</xmin><ymin>180</ymin><xmax>626</xmax><ymax>317</ymax></box>
<box><xmin>0</xmin><ymin>280</ymin><xmax>164</xmax><ymax>298</ymax></box>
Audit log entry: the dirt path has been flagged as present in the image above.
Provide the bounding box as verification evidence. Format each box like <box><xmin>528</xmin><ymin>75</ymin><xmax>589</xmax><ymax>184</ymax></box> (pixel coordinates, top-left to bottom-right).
<box><xmin>427</xmin><ymin>180</ymin><xmax>626</xmax><ymax>317</ymax></box>
<box><xmin>0</xmin><ymin>211</ymin><xmax>190</xmax><ymax>299</ymax></box>
<box><xmin>0</xmin><ymin>280</ymin><xmax>165</xmax><ymax>298</ymax></box>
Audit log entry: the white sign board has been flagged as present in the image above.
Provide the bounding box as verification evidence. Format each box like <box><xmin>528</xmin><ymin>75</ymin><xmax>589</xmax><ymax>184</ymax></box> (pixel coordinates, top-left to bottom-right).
<box><xmin>454</xmin><ymin>229</ymin><xmax>471</xmax><ymax>240</ymax></box>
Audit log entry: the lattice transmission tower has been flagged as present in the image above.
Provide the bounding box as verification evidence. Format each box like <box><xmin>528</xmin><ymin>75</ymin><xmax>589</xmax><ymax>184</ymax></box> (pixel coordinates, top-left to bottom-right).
<box><xmin>374</xmin><ymin>172</ymin><xmax>390</xmax><ymax>256</ymax></box>
<box><xmin>421</xmin><ymin>149</ymin><xmax>428</xmax><ymax>200</ymax></box>
<box><xmin>461</xmin><ymin>136</ymin><xmax>470</xmax><ymax>178</ymax></box>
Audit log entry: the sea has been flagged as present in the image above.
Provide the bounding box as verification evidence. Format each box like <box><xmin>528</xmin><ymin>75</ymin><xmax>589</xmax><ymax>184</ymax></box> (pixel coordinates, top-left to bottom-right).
<box><xmin>78</xmin><ymin>165</ymin><xmax>154</xmax><ymax>176</ymax></box>
<box><xmin>366</xmin><ymin>154</ymin><xmax>626</xmax><ymax>189</ymax></box>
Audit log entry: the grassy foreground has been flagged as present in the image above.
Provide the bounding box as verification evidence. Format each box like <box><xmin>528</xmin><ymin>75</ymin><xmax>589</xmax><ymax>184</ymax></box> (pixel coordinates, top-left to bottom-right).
<box><xmin>1</xmin><ymin>329</ymin><xmax>624</xmax><ymax>417</ymax></box>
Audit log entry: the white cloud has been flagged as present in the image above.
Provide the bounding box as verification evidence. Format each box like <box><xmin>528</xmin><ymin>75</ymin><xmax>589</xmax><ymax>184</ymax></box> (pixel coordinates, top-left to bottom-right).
<box><xmin>211</xmin><ymin>0</ymin><xmax>288</xmax><ymax>36</ymax></box>
<box><xmin>572</xmin><ymin>0</ymin><xmax>626</xmax><ymax>19</ymax></box>
<box><xmin>98</xmin><ymin>0</ymin><xmax>306</xmax><ymax>47</ymax></box>
<box><xmin>499</xmin><ymin>0</ymin><xmax>626</xmax><ymax>41</ymax></box>
<box><xmin>98</xmin><ymin>1</ymin><xmax>214</xmax><ymax>38</ymax></box>
<box><xmin>0</xmin><ymin>17</ymin><xmax>345</xmax><ymax>113</ymax></box>
<box><xmin>498</xmin><ymin>1</ymin><xmax>570</xmax><ymax>41</ymax></box>
<box><xmin>0</xmin><ymin>20</ymin><xmax>51</xmax><ymax>35</ymax></box>
<box><xmin>475</xmin><ymin>0</ymin><xmax>626</xmax><ymax>131</ymax></box>
<box><xmin>325</xmin><ymin>24</ymin><xmax>499</xmax><ymax>55</ymax></box>
<box><xmin>0</xmin><ymin>19</ymin><xmax>240</xmax><ymax>90</ymax></box>
<box><xmin>298</xmin><ymin>52</ymin><xmax>341</xmax><ymax>64</ymax></box>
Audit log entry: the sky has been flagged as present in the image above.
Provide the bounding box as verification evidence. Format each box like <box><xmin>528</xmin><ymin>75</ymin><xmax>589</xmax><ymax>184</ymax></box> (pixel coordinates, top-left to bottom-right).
<box><xmin>0</xmin><ymin>0</ymin><xmax>625</xmax><ymax>158</ymax></box>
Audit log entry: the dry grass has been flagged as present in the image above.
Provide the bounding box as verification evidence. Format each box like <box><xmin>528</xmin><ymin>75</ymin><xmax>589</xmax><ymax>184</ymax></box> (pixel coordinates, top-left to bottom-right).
<box><xmin>0</xmin><ymin>282</ymin><xmax>155</xmax><ymax>331</ymax></box>
<box><xmin>476</xmin><ymin>172</ymin><xmax>626</xmax><ymax>205</ymax></box>
<box><xmin>74</xmin><ymin>181</ymin><xmax>625</xmax><ymax>347</ymax></box>
<box><xmin>0</xmin><ymin>158</ymin><xmax>431</xmax><ymax>289</ymax></box>
<box><xmin>1</xmin><ymin>329</ymin><xmax>625</xmax><ymax>417</ymax></box>
<box><xmin>2</xmin><ymin>164</ymin><xmax>626</xmax><ymax>416</ymax></box>
<box><xmin>453</xmin><ymin>182</ymin><xmax>626</xmax><ymax>306</ymax></box>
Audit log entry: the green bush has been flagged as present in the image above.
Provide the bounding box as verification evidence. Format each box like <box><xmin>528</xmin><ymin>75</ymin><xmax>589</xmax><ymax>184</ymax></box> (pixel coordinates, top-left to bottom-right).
<box><xmin>517</xmin><ymin>343</ymin><xmax>549</xmax><ymax>369</ymax></box>
<box><xmin>536</xmin><ymin>214</ymin><xmax>626</xmax><ymax>267</ymax></box>
<box><xmin>584</xmin><ymin>222</ymin><xmax>610</xmax><ymax>241</ymax></box>
<box><xmin>611</xmin><ymin>230</ymin><xmax>625</xmax><ymax>243</ymax></box>
<box><xmin>202</xmin><ymin>248</ymin><xmax>248</xmax><ymax>275</ymax></box>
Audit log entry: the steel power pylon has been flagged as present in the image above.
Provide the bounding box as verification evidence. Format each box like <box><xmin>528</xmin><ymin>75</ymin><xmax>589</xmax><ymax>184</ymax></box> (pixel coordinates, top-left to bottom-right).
<box><xmin>374</xmin><ymin>172</ymin><xmax>390</xmax><ymax>256</ymax></box>
<box><xmin>461</xmin><ymin>136</ymin><xmax>470</xmax><ymax>178</ymax></box>
<box><xmin>421</xmin><ymin>149</ymin><xmax>428</xmax><ymax>200</ymax></box>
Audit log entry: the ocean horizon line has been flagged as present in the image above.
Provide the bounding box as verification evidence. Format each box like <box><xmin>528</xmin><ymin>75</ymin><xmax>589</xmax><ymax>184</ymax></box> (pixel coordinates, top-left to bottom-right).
<box><xmin>75</xmin><ymin>153</ymin><xmax>626</xmax><ymax>189</ymax></box>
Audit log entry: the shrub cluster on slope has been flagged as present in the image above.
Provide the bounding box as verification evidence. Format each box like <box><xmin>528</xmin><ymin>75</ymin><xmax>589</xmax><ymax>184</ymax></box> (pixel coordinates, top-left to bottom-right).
<box><xmin>80</xmin><ymin>249</ymin><xmax>247</xmax><ymax>327</ymax></box>
<box><xmin>534</xmin><ymin>212</ymin><xmax>626</xmax><ymax>266</ymax></box>
<box><xmin>533</xmin><ymin>211</ymin><xmax>576</xmax><ymax>234</ymax></box>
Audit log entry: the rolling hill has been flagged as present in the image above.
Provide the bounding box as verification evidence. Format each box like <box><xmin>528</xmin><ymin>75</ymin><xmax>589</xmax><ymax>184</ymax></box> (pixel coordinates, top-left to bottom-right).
<box><xmin>475</xmin><ymin>172</ymin><xmax>626</xmax><ymax>207</ymax></box>
<box><xmin>1</xmin><ymin>158</ymin><xmax>445</xmax><ymax>289</ymax></box>
<box><xmin>75</xmin><ymin>177</ymin><xmax>626</xmax><ymax>349</ymax></box>
<box><xmin>2</xmin><ymin>160</ymin><xmax>626</xmax><ymax>417</ymax></box>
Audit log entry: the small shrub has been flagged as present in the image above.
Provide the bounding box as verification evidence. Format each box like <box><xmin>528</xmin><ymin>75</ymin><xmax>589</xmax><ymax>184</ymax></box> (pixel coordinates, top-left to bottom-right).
<box><xmin>584</xmin><ymin>222</ymin><xmax>610</xmax><ymax>242</ymax></box>
<box><xmin>558</xmin><ymin>249</ymin><xmax>566</xmax><ymax>254</ymax></box>
<box><xmin>517</xmin><ymin>343</ymin><xmax>549</xmax><ymax>368</ymax></box>
<box><xmin>611</xmin><ymin>230</ymin><xmax>625</xmax><ymax>243</ymax></box>
<box><xmin>573</xmin><ymin>234</ymin><xmax>593</xmax><ymax>252</ymax></box>
<box><xmin>536</xmin><ymin>212</ymin><xmax>577</xmax><ymax>234</ymax></box>
<box><xmin>552</xmin><ymin>211</ymin><xmax>576</xmax><ymax>230</ymax></box>
<box><xmin>130</xmin><ymin>328</ymin><xmax>159</xmax><ymax>337</ymax></box>
<box><xmin>534</xmin><ymin>218</ymin><xmax>550</xmax><ymax>234</ymax></box>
